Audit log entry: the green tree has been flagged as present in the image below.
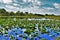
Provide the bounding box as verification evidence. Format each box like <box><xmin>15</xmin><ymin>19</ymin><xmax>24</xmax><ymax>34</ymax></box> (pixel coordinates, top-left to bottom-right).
<box><xmin>0</xmin><ymin>9</ymin><xmax>6</xmax><ymax>16</ymax></box>
<box><xmin>5</xmin><ymin>12</ymin><xmax>10</xmax><ymax>16</ymax></box>
<box><xmin>25</xmin><ymin>12</ymin><xmax>28</xmax><ymax>14</ymax></box>
<box><xmin>20</xmin><ymin>12</ymin><xmax>25</xmax><ymax>16</ymax></box>
<box><xmin>9</xmin><ymin>11</ymin><xmax>14</xmax><ymax>16</ymax></box>
<box><xmin>16</xmin><ymin>11</ymin><xmax>20</xmax><ymax>16</ymax></box>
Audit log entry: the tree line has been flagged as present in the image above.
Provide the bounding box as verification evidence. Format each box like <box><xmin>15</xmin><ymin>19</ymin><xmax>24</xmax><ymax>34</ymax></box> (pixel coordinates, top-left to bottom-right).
<box><xmin>0</xmin><ymin>8</ymin><xmax>55</xmax><ymax>16</ymax></box>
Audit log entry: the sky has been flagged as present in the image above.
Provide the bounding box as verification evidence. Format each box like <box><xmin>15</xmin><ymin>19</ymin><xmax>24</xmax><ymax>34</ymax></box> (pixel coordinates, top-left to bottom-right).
<box><xmin>0</xmin><ymin>0</ymin><xmax>60</xmax><ymax>15</ymax></box>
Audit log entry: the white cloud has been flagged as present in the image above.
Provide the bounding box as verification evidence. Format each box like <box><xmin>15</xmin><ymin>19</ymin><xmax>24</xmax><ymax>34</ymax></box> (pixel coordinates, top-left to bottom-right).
<box><xmin>0</xmin><ymin>0</ymin><xmax>3</xmax><ymax>2</ymax></box>
<box><xmin>54</xmin><ymin>3</ymin><xmax>60</xmax><ymax>8</ymax></box>
<box><xmin>3</xmin><ymin>0</ymin><xmax>12</xmax><ymax>3</ymax></box>
<box><xmin>22</xmin><ymin>0</ymin><xmax>33</xmax><ymax>3</ymax></box>
<box><xmin>5</xmin><ymin>5</ymin><xmax>19</xmax><ymax>10</ymax></box>
<box><xmin>13</xmin><ymin>3</ymin><xmax>18</xmax><ymax>6</ymax></box>
<box><xmin>43</xmin><ymin>7</ymin><xmax>54</xmax><ymax>10</ymax></box>
<box><xmin>28</xmin><ymin>0</ymin><xmax>31</xmax><ymax>2</ymax></box>
<box><xmin>37</xmin><ymin>1</ymin><xmax>41</xmax><ymax>5</ymax></box>
<box><xmin>31</xmin><ymin>0</ymin><xmax>42</xmax><ymax>6</ymax></box>
<box><xmin>22</xmin><ymin>0</ymin><xmax>27</xmax><ymax>2</ymax></box>
<box><xmin>22</xmin><ymin>0</ymin><xmax>41</xmax><ymax>6</ymax></box>
<box><xmin>13</xmin><ymin>0</ymin><xmax>17</xmax><ymax>2</ymax></box>
<box><xmin>5</xmin><ymin>5</ymin><xmax>14</xmax><ymax>9</ymax></box>
<box><xmin>35</xmin><ymin>0</ymin><xmax>41</xmax><ymax>5</ymax></box>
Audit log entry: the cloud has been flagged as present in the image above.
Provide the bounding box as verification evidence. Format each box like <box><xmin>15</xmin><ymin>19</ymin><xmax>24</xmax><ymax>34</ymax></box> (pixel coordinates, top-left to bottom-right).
<box><xmin>32</xmin><ymin>0</ymin><xmax>42</xmax><ymax>6</ymax></box>
<box><xmin>54</xmin><ymin>3</ymin><xmax>60</xmax><ymax>8</ymax></box>
<box><xmin>22</xmin><ymin>0</ymin><xmax>42</xmax><ymax>6</ymax></box>
<box><xmin>0</xmin><ymin>0</ymin><xmax>2</xmax><ymax>2</ymax></box>
<box><xmin>3</xmin><ymin>0</ymin><xmax>12</xmax><ymax>3</ymax></box>
<box><xmin>43</xmin><ymin>7</ymin><xmax>54</xmax><ymax>10</ymax></box>
<box><xmin>5</xmin><ymin>5</ymin><xmax>19</xmax><ymax>10</ymax></box>
<box><xmin>22</xmin><ymin>0</ymin><xmax>33</xmax><ymax>3</ymax></box>
<box><xmin>22</xmin><ymin>0</ymin><xmax>27</xmax><ymax>2</ymax></box>
<box><xmin>13</xmin><ymin>0</ymin><xmax>18</xmax><ymax>2</ymax></box>
<box><xmin>13</xmin><ymin>3</ymin><xmax>18</xmax><ymax>6</ymax></box>
<box><xmin>0</xmin><ymin>0</ymin><xmax>60</xmax><ymax>15</ymax></box>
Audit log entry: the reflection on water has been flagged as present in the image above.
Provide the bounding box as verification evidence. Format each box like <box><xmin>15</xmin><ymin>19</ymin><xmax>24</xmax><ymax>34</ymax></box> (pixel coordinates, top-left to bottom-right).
<box><xmin>13</xmin><ymin>18</ymin><xmax>16</xmax><ymax>21</ymax></box>
<box><xmin>27</xmin><ymin>18</ymin><xmax>54</xmax><ymax>21</ymax></box>
<box><xmin>13</xmin><ymin>18</ymin><xmax>54</xmax><ymax>21</ymax></box>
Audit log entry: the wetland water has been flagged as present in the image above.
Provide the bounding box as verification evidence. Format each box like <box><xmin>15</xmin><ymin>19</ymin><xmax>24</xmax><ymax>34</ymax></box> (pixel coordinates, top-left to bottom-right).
<box><xmin>0</xmin><ymin>18</ymin><xmax>60</xmax><ymax>40</ymax></box>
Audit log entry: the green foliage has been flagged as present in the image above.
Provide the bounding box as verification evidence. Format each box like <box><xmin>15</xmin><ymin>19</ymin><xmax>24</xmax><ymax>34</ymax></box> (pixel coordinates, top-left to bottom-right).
<box><xmin>55</xmin><ymin>36</ymin><xmax>60</xmax><ymax>40</ymax></box>
<box><xmin>40</xmin><ymin>38</ymin><xmax>46</xmax><ymax>40</ymax></box>
<box><xmin>0</xmin><ymin>18</ymin><xmax>60</xmax><ymax>34</ymax></box>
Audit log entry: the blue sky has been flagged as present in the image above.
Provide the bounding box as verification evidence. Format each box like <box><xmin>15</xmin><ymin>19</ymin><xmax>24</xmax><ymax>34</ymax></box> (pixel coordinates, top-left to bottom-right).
<box><xmin>0</xmin><ymin>0</ymin><xmax>60</xmax><ymax>15</ymax></box>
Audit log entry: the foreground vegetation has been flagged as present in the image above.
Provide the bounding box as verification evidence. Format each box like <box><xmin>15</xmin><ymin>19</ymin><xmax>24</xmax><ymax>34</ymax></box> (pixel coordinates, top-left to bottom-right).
<box><xmin>0</xmin><ymin>18</ymin><xmax>60</xmax><ymax>40</ymax></box>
